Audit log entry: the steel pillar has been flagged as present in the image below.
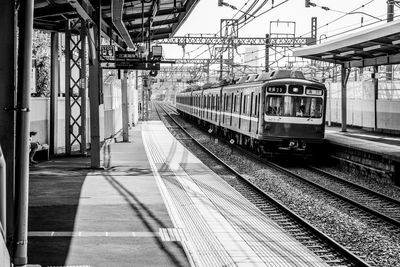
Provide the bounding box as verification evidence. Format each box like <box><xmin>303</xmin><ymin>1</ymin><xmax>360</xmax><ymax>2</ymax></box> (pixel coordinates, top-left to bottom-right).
<box><xmin>65</xmin><ymin>19</ymin><xmax>87</xmax><ymax>155</ymax></box>
<box><xmin>50</xmin><ymin>32</ymin><xmax>59</xmax><ymax>156</ymax></box>
<box><xmin>121</xmin><ymin>71</ymin><xmax>129</xmax><ymax>142</ymax></box>
<box><xmin>341</xmin><ymin>65</ymin><xmax>350</xmax><ymax>132</ymax></box>
<box><xmin>373</xmin><ymin>65</ymin><xmax>379</xmax><ymax>131</ymax></box>
<box><xmin>0</xmin><ymin>0</ymin><xmax>16</xmax><ymax>245</ymax></box>
<box><xmin>88</xmin><ymin>19</ymin><xmax>102</xmax><ymax>168</ymax></box>
<box><xmin>14</xmin><ymin>0</ymin><xmax>34</xmax><ymax>265</ymax></box>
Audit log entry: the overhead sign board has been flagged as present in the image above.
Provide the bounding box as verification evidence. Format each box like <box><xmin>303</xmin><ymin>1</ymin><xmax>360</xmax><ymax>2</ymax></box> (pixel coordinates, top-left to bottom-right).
<box><xmin>100</xmin><ymin>45</ymin><xmax>115</xmax><ymax>60</ymax></box>
<box><xmin>100</xmin><ymin>62</ymin><xmax>116</xmax><ymax>68</ymax></box>
<box><xmin>115</xmin><ymin>51</ymin><xmax>141</xmax><ymax>60</ymax></box>
<box><xmin>100</xmin><ymin>61</ymin><xmax>160</xmax><ymax>70</ymax></box>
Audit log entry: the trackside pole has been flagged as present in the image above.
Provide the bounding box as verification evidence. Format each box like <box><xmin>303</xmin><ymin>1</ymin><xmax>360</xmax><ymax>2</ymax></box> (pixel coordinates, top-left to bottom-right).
<box><xmin>14</xmin><ymin>0</ymin><xmax>34</xmax><ymax>265</ymax></box>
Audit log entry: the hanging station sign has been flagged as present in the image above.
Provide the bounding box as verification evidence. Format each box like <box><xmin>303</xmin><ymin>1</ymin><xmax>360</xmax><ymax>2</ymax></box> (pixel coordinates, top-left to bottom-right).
<box><xmin>100</xmin><ymin>47</ymin><xmax>160</xmax><ymax>70</ymax></box>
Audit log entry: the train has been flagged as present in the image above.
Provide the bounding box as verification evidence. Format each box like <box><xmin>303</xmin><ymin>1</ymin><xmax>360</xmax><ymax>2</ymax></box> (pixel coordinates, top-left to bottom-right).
<box><xmin>175</xmin><ymin>70</ymin><xmax>327</xmax><ymax>155</ymax></box>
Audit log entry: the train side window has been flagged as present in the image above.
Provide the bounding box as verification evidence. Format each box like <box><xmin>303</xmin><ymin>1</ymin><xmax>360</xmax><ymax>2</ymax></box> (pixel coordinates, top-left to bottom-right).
<box><xmin>223</xmin><ymin>93</ymin><xmax>226</xmax><ymax>111</ymax></box>
<box><xmin>266</xmin><ymin>96</ymin><xmax>283</xmax><ymax>116</ymax></box>
<box><xmin>250</xmin><ymin>92</ymin><xmax>254</xmax><ymax>116</ymax></box>
<box><xmin>239</xmin><ymin>93</ymin><xmax>243</xmax><ymax>114</ymax></box>
<box><xmin>231</xmin><ymin>93</ymin><xmax>234</xmax><ymax>112</ymax></box>
<box><xmin>243</xmin><ymin>95</ymin><xmax>246</xmax><ymax>114</ymax></box>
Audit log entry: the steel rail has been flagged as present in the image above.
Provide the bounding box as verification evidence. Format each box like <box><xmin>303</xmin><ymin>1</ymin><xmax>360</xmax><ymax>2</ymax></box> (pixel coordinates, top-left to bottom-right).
<box><xmin>308</xmin><ymin>165</ymin><xmax>400</xmax><ymax>205</ymax></box>
<box><xmin>167</xmin><ymin>102</ymin><xmax>400</xmax><ymax>228</ymax></box>
<box><xmin>156</xmin><ymin>101</ymin><xmax>371</xmax><ymax>267</ymax></box>
<box><xmin>263</xmin><ymin>160</ymin><xmax>400</xmax><ymax>228</ymax></box>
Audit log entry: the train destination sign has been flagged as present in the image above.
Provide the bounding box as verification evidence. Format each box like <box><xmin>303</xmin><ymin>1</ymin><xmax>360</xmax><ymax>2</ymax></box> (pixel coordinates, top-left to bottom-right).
<box><xmin>100</xmin><ymin>49</ymin><xmax>161</xmax><ymax>70</ymax></box>
<box><xmin>115</xmin><ymin>51</ymin><xmax>141</xmax><ymax>60</ymax></box>
<box><xmin>100</xmin><ymin>61</ymin><xmax>160</xmax><ymax>70</ymax></box>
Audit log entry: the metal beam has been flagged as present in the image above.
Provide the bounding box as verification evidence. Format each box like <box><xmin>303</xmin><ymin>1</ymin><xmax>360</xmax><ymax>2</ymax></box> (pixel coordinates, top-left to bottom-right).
<box><xmin>67</xmin><ymin>0</ymin><xmax>95</xmax><ymax>23</ymax></box>
<box><xmin>34</xmin><ymin>4</ymin><xmax>75</xmax><ymax>18</ymax></box>
<box><xmin>127</xmin><ymin>17</ymin><xmax>179</xmax><ymax>30</ymax></box>
<box><xmin>153</xmin><ymin>36</ymin><xmax>315</xmax><ymax>46</ymax></box>
<box><xmin>171</xmin><ymin>0</ymin><xmax>199</xmax><ymax>36</ymax></box>
<box><xmin>131</xmin><ymin>27</ymin><xmax>172</xmax><ymax>42</ymax></box>
<box><xmin>112</xmin><ymin>0</ymin><xmax>134</xmax><ymax>48</ymax></box>
<box><xmin>120</xmin><ymin>7</ymin><xmax>185</xmax><ymax>21</ymax></box>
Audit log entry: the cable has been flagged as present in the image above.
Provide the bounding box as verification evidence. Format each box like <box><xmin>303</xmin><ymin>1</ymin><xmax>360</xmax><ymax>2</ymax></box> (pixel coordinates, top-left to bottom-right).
<box><xmin>299</xmin><ymin>0</ymin><xmax>377</xmax><ymax>37</ymax></box>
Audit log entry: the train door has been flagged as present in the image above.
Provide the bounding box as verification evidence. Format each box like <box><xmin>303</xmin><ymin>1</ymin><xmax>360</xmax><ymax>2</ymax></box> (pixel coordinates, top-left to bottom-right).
<box><xmin>230</xmin><ymin>92</ymin><xmax>234</xmax><ymax>126</ymax></box>
<box><xmin>239</xmin><ymin>92</ymin><xmax>243</xmax><ymax>129</ymax></box>
<box><xmin>215</xmin><ymin>95</ymin><xmax>219</xmax><ymax>121</ymax></box>
<box><xmin>249</xmin><ymin>92</ymin><xmax>254</xmax><ymax>133</ymax></box>
<box><xmin>222</xmin><ymin>93</ymin><xmax>226</xmax><ymax>124</ymax></box>
<box><xmin>258</xmin><ymin>89</ymin><xmax>263</xmax><ymax>135</ymax></box>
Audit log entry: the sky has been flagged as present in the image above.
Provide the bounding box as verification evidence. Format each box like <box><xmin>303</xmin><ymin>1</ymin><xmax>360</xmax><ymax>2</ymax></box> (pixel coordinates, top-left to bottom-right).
<box><xmin>161</xmin><ymin>0</ymin><xmax>397</xmax><ymax>65</ymax></box>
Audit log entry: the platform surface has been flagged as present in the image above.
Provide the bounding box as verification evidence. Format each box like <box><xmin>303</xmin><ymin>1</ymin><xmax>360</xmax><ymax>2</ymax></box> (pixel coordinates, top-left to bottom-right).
<box><xmin>325</xmin><ymin>126</ymin><xmax>400</xmax><ymax>161</ymax></box>
<box><xmin>28</xmin><ymin>121</ymin><xmax>328</xmax><ymax>266</ymax></box>
<box><xmin>142</xmin><ymin>121</ymin><xmax>328</xmax><ymax>267</ymax></box>
<box><xmin>28</xmin><ymin>124</ymin><xmax>189</xmax><ymax>267</ymax></box>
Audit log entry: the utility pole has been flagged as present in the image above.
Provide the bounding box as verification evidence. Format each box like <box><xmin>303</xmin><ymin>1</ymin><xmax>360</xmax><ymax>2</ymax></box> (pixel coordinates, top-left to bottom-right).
<box><xmin>386</xmin><ymin>0</ymin><xmax>394</xmax><ymax>81</ymax></box>
<box><xmin>265</xmin><ymin>34</ymin><xmax>270</xmax><ymax>72</ymax></box>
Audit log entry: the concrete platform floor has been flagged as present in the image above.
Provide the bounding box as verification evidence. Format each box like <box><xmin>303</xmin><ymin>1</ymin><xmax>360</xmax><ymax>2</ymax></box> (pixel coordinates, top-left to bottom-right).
<box><xmin>28</xmin><ymin>125</ymin><xmax>190</xmax><ymax>267</ymax></box>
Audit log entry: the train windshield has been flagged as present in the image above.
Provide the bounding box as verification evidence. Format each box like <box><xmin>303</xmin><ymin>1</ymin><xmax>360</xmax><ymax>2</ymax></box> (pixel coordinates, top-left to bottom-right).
<box><xmin>265</xmin><ymin>95</ymin><xmax>323</xmax><ymax>118</ymax></box>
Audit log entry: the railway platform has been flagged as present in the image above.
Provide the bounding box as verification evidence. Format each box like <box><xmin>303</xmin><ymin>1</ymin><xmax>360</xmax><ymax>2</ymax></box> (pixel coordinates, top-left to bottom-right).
<box><xmin>325</xmin><ymin>126</ymin><xmax>400</xmax><ymax>159</ymax></box>
<box><xmin>324</xmin><ymin>126</ymin><xmax>400</xmax><ymax>184</ymax></box>
<box><xmin>28</xmin><ymin>121</ymin><xmax>328</xmax><ymax>267</ymax></box>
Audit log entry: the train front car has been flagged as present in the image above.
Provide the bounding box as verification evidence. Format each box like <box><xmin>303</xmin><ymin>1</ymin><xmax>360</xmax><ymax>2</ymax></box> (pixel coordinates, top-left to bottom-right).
<box><xmin>261</xmin><ymin>77</ymin><xmax>326</xmax><ymax>153</ymax></box>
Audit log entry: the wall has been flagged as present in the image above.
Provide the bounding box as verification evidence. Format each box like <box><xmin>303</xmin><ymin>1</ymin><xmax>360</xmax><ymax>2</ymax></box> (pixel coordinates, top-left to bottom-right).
<box><xmin>30</xmin><ymin>97</ymin><xmax>90</xmax><ymax>154</ymax></box>
<box><xmin>326</xmin><ymin>80</ymin><xmax>400</xmax><ymax>132</ymax></box>
<box><xmin>30</xmin><ymin>73</ymin><xmax>139</xmax><ymax>153</ymax></box>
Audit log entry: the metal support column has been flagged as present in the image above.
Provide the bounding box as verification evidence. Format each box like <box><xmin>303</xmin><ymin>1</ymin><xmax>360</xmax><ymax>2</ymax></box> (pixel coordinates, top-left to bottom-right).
<box><xmin>121</xmin><ymin>71</ymin><xmax>129</xmax><ymax>142</ymax></box>
<box><xmin>341</xmin><ymin>65</ymin><xmax>350</xmax><ymax>132</ymax></box>
<box><xmin>14</xmin><ymin>0</ymin><xmax>34</xmax><ymax>264</ymax></box>
<box><xmin>65</xmin><ymin>19</ymin><xmax>87</xmax><ymax>155</ymax></box>
<box><xmin>88</xmin><ymin>16</ymin><xmax>102</xmax><ymax>168</ymax></box>
<box><xmin>50</xmin><ymin>32</ymin><xmax>59</xmax><ymax>156</ymax></box>
<box><xmin>265</xmin><ymin>34</ymin><xmax>270</xmax><ymax>72</ymax></box>
<box><xmin>0</xmin><ymin>0</ymin><xmax>16</xmax><ymax>245</ymax></box>
<box><xmin>373</xmin><ymin>65</ymin><xmax>379</xmax><ymax>131</ymax></box>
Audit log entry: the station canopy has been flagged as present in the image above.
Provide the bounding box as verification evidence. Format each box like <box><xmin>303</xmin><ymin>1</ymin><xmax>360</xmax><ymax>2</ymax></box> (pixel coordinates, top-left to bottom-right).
<box><xmin>293</xmin><ymin>20</ymin><xmax>400</xmax><ymax>68</ymax></box>
<box><xmin>34</xmin><ymin>0</ymin><xmax>199</xmax><ymax>48</ymax></box>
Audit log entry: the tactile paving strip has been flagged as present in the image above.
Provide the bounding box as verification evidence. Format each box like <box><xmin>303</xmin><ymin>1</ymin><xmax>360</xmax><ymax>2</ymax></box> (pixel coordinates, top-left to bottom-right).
<box><xmin>142</xmin><ymin>122</ymin><xmax>329</xmax><ymax>267</ymax></box>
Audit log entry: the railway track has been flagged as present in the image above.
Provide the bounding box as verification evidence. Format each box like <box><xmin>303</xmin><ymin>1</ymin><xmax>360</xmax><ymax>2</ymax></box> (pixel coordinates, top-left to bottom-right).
<box><xmin>162</xmin><ymin>102</ymin><xmax>400</xmax><ymax>230</ymax></box>
<box><xmin>154</xmin><ymin>101</ymin><xmax>372</xmax><ymax>267</ymax></box>
<box><xmin>292</xmin><ymin>165</ymin><xmax>400</xmax><ymax>225</ymax></box>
